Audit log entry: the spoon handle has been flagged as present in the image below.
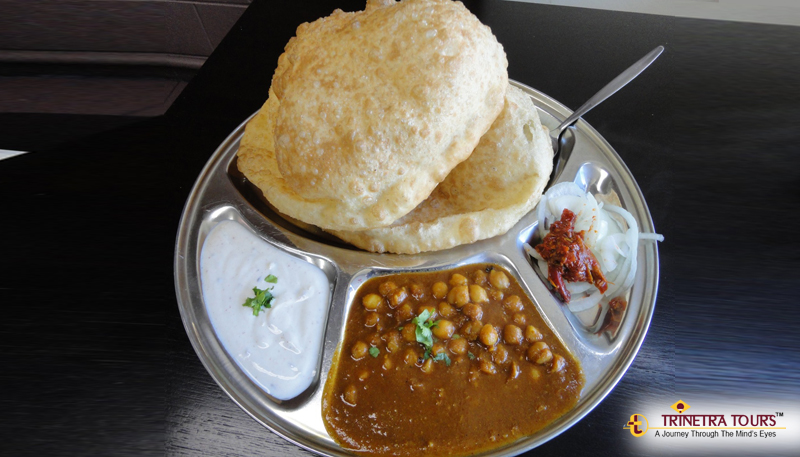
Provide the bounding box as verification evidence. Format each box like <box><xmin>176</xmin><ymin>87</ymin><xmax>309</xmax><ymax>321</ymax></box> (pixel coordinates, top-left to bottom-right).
<box><xmin>554</xmin><ymin>45</ymin><xmax>664</xmax><ymax>136</ymax></box>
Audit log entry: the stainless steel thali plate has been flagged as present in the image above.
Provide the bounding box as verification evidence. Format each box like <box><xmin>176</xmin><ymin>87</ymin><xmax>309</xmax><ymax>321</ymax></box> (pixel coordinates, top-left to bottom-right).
<box><xmin>174</xmin><ymin>80</ymin><xmax>660</xmax><ymax>456</ymax></box>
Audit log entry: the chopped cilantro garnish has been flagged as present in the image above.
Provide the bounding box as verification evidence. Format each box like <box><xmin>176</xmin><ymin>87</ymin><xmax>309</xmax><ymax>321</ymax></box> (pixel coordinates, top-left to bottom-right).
<box><xmin>412</xmin><ymin>309</ymin><xmax>438</xmax><ymax>349</ymax></box>
<box><xmin>397</xmin><ymin>326</ymin><xmax>403</xmax><ymax>331</ymax></box>
<box><xmin>452</xmin><ymin>334</ymin><xmax>461</xmax><ymax>339</ymax></box>
<box><xmin>242</xmin><ymin>274</ymin><xmax>279</xmax><ymax>316</ymax></box>
<box><xmin>369</xmin><ymin>347</ymin><xmax>380</xmax><ymax>358</ymax></box>
<box><xmin>242</xmin><ymin>286</ymin><xmax>275</xmax><ymax>316</ymax></box>
<box><xmin>467</xmin><ymin>352</ymin><xmax>476</xmax><ymax>360</ymax></box>
<box><xmin>412</xmin><ymin>311</ymin><xmax>452</xmax><ymax>367</ymax></box>
<box><xmin>432</xmin><ymin>352</ymin><xmax>452</xmax><ymax>366</ymax></box>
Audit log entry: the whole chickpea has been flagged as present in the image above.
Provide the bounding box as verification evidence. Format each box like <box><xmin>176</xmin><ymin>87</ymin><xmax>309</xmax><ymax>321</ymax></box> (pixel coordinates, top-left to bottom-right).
<box><xmin>409</xmin><ymin>283</ymin><xmax>425</xmax><ymax>300</ymax></box>
<box><xmin>525</xmin><ymin>325</ymin><xmax>544</xmax><ymax>342</ymax></box>
<box><xmin>489</xmin><ymin>269</ymin><xmax>510</xmax><ymax>289</ymax></box>
<box><xmin>503</xmin><ymin>324</ymin><xmax>523</xmax><ymax>345</ymax></box>
<box><xmin>460</xmin><ymin>321</ymin><xmax>483</xmax><ymax>341</ymax></box>
<box><xmin>362</xmin><ymin>293</ymin><xmax>382</xmax><ymax>311</ymax></box>
<box><xmin>364</xmin><ymin>313</ymin><xmax>380</xmax><ymax>327</ymax></box>
<box><xmin>492</xmin><ymin>344</ymin><xmax>509</xmax><ymax>365</ymax></box>
<box><xmin>527</xmin><ymin>341</ymin><xmax>553</xmax><ymax>365</ymax></box>
<box><xmin>378</xmin><ymin>281</ymin><xmax>397</xmax><ymax>296</ymax></box>
<box><xmin>504</xmin><ymin>295</ymin><xmax>524</xmax><ymax>313</ymax></box>
<box><xmin>449</xmin><ymin>273</ymin><xmax>468</xmax><ymax>287</ymax></box>
<box><xmin>447</xmin><ymin>285</ymin><xmax>470</xmax><ymax>308</ymax></box>
<box><xmin>432</xmin><ymin>320</ymin><xmax>455</xmax><ymax>340</ymax></box>
<box><xmin>351</xmin><ymin>341</ymin><xmax>369</xmax><ymax>360</ymax></box>
<box><xmin>448</xmin><ymin>337</ymin><xmax>468</xmax><ymax>355</ymax></box>
<box><xmin>395</xmin><ymin>304</ymin><xmax>414</xmax><ymax>322</ymax></box>
<box><xmin>438</xmin><ymin>302</ymin><xmax>456</xmax><ymax>319</ymax></box>
<box><xmin>417</xmin><ymin>304</ymin><xmax>437</xmax><ymax>320</ymax></box>
<box><xmin>343</xmin><ymin>384</ymin><xmax>358</xmax><ymax>405</ymax></box>
<box><xmin>430</xmin><ymin>343</ymin><xmax>446</xmax><ymax>357</ymax></box>
<box><xmin>472</xmin><ymin>269</ymin><xmax>488</xmax><ymax>285</ymax></box>
<box><xmin>401</xmin><ymin>323</ymin><xmax>417</xmax><ymax>342</ymax></box>
<box><xmin>403</xmin><ymin>348</ymin><xmax>420</xmax><ymax>366</ymax></box>
<box><xmin>550</xmin><ymin>354</ymin><xmax>566</xmax><ymax>373</ymax></box>
<box><xmin>479</xmin><ymin>324</ymin><xmax>499</xmax><ymax>347</ymax></box>
<box><xmin>462</xmin><ymin>303</ymin><xmax>483</xmax><ymax>321</ymax></box>
<box><xmin>388</xmin><ymin>287</ymin><xmax>408</xmax><ymax>308</ymax></box>
<box><xmin>368</xmin><ymin>332</ymin><xmax>381</xmax><ymax>347</ymax></box>
<box><xmin>384</xmin><ymin>330</ymin><xmax>402</xmax><ymax>353</ymax></box>
<box><xmin>469</xmin><ymin>284</ymin><xmax>488</xmax><ymax>304</ymax></box>
<box><xmin>431</xmin><ymin>281</ymin><xmax>448</xmax><ymax>299</ymax></box>
<box><xmin>479</xmin><ymin>359</ymin><xmax>497</xmax><ymax>375</ymax></box>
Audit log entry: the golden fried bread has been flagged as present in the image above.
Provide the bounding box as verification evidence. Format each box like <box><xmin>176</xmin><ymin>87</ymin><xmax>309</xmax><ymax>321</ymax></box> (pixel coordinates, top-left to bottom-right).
<box><xmin>238</xmin><ymin>0</ymin><xmax>508</xmax><ymax>231</ymax></box>
<box><xmin>328</xmin><ymin>85</ymin><xmax>553</xmax><ymax>253</ymax></box>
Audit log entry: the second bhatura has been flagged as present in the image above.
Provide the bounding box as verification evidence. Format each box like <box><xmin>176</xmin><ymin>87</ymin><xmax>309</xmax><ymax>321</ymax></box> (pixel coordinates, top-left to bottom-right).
<box><xmin>329</xmin><ymin>85</ymin><xmax>553</xmax><ymax>254</ymax></box>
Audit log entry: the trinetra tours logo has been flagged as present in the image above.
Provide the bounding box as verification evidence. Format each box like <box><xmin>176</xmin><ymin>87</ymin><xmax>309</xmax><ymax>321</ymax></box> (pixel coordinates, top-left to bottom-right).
<box><xmin>623</xmin><ymin>400</ymin><xmax>786</xmax><ymax>440</ymax></box>
<box><xmin>624</xmin><ymin>413</ymin><xmax>649</xmax><ymax>437</ymax></box>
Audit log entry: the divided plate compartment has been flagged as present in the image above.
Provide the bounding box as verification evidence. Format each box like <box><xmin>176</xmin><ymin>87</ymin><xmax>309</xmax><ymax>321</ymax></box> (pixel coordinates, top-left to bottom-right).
<box><xmin>174</xmin><ymin>81</ymin><xmax>660</xmax><ymax>456</ymax></box>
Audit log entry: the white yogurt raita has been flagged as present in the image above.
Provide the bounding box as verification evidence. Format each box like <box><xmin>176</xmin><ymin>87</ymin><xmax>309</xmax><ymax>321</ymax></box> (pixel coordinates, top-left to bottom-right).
<box><xmin>200</xmin><ymin>220</ymin><xmax>330</xmax><ymax>400</ymax></box>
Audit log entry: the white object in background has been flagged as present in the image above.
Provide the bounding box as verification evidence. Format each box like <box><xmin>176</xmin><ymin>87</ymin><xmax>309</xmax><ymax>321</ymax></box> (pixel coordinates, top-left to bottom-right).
<box><xmin>510</xmin><ymin>0</ymin><xmax>800</xmax><ymax>27</ymax></box>
<box><xmin>0</xmin><ymin>149</ymin><xmax>27</xmax><ymax>160</ymax></box>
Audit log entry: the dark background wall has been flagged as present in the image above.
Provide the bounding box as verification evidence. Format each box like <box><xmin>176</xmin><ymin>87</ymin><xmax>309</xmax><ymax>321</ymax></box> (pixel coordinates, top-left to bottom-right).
<box><xmin>0</xmin><ymin>0</ymin><xmax>250</xmax><ymax>118</ymax></box>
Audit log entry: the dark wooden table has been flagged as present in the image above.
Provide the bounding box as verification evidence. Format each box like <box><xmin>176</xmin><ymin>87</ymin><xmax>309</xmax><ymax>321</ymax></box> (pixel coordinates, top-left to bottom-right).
<box><xmin>2</xmin><ymin>1</ymin><xmax>798</xmax><ymax>456</ymax></box>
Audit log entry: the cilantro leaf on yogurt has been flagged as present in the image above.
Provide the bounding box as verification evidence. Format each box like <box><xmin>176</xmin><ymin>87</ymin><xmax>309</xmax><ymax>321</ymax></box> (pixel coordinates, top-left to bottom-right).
<box><xmin>243</xmin><ymin>276</ymin><xmax>278</xmax><ymax>316</ymax></box>
<box><xmin>242</xmin><ymin>274</ymin><xmax>279</xmax><ymax>316</ymax></box>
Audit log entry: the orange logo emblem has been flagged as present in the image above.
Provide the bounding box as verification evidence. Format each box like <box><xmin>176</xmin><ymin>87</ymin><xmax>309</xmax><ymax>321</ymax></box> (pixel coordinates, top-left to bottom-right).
<box><xmin>671</xmin><ymin>400</ymin><xmax>691</xmax><ymax>414</ymax></box>
<box><xmin>624</xmin><ymin>414</ymin><xmax>648</xmax><ymax>437</ymax></box>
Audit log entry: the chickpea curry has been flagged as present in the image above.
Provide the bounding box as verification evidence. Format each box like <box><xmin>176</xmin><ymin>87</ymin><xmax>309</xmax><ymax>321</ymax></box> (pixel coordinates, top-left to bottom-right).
<box><xmin>322</xmin><ymin>264</ymin><xmax>584</xmax><ymax>456</ymax></box>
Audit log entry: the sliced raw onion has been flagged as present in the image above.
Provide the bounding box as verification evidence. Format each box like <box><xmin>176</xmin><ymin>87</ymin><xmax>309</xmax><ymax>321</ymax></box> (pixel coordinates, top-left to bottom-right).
<box><xmin>603</xmin><ymin>203</ymin><xmax>639</xmax><ymax>234</ymax></box>
<box><xmin>566</xmin><ymin>281</ymin><xmax>593</xmax><ymax>295</ymax></box>
<box><xmin>536</xmin><ymin>194</ymin><xmax>548</xmax><ymax>239</ymax></box>
<box><xmin>600</xmin><ymin>233</ymin><xmax>627</xmax><ymax>258</ymax></box>
<box><xmin>598</xmin><ymin>251</ymin><xmax>618</xmax><ymax>274</ymax></box>
<box><xmin>639</xmin><ymin>233</ymin><xmax>665</xmax><ymax>241</ymax></box>
<box><xmin>597</xmin><ymin>233</ymin><xmax>626</xmax><ymax>272</ymax></box>
<box><xmin>537</xmin><ymin>259</ymin><xmax>549</xmax><ymax>282</ymax></box>
<box><xmin>526</xmin><ymin>187</ymin><xmax>663</xmax><ymax>312</ymax></box>
<box><xmin>523</xmin><ymin>242</ymin><xmax>543</xmax><ymax>262</ymax></box>
<box><xmin>567</xmin><ymin>290</ymin><xmax>604</xmax><ymax>313</ymax></box>
<box><xmin>544</xmin><ymin>181</ymin><xmax>585</xmax><ymax>200</ymax></box>
<box><xmin>601</xmin><ymin>205</ymin><xmax>638</xmax><ymax>299</ymax></box>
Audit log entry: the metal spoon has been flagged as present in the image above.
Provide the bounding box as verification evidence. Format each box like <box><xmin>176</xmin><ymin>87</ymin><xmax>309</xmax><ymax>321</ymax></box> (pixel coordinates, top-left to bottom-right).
<box><xmin>549</xmin><ymin>45</ymin><xmax>664</xmax><ymax>183</ymax></box>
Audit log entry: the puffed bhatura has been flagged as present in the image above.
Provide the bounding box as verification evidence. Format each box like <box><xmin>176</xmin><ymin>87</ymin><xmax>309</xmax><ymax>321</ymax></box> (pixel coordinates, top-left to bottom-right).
<box><xmin>237</xmin><ymin>0</ymin><xmax>508</xmax><ymax>231</ymax></box>
<box><xmin>328</xmin><ymin>85</ymin><xmax>554</xmax><ymax>253</ymax></box>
